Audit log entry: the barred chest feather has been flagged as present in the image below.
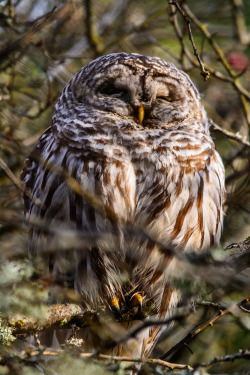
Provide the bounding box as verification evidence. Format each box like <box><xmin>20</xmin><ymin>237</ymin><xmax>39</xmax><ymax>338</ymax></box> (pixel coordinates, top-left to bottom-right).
<box><xmin>56</xmin><ymin>115</ymin><xmax>224</xmax><ymax>253</ymax></box>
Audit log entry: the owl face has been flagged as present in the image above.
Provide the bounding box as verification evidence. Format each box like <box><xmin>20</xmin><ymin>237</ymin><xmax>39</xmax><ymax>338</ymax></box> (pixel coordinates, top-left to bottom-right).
<box><xmin>61</xmin><ymin>53</ymin><xmax>207</xmax><ymax>131</ymax></box>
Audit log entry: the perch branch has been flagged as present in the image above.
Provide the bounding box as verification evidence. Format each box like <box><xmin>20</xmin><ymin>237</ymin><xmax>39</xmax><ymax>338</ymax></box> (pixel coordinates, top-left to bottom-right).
<box><xmin>2</xmin><ymin>232</ymin><xmax>250</xmax><ymax>331</ymax></box>
<box><xmin>9</xmin><ymin>300</ymin><xmax>157</xmax><ymax>336</ymax></box>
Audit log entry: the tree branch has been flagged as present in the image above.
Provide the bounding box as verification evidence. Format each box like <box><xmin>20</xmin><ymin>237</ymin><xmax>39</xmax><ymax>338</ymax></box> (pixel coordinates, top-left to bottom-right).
<box><xmin>0</xmin><ymin>349</ymin><xmax>192</xmax><ymax>371</ymax></box>
<box><xmin>0</xmin><ymin>7</ymin><xmax>57</xmax><ymax>68</ymax></box>
<box><xmin>195</xmin><ymin>349</ymin><xmax>250</xmax><ymax>369</ymax></box>
<box><xmin>160</xmin><ymin>297</ymin><xmax>249</xmax><ymax>360</ymax></box>
<box><xmin>5</xmin><ymin>237</ymin><xmax>249</xmax><ymax>341</ymax></box>
<box><xmin>169</xmin><ymin>0</ymin><xmax>210</xmax><ymax>80</ymax></box>
<box><xmin>210</xmin><ymin>119</ymin><xmax>250</xmax><ymax>148</ymax></box>
<box><xmin>181</xmin><ymin>2</ymin><xmax>250</xmax><ymax>126</ymax></box>
<box><xmin>8</xmin><ymin>300</ymin><xmax>157</xmax><ymax>336</ymax></box>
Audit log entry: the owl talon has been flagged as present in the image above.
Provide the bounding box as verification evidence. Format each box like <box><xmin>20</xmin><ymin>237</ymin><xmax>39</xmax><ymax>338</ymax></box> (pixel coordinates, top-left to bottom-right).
<box><xmin>110</xmin><ymin>297</ymin><xmax>122</xmax><ymax>318</ymax></box>
<box><xmin>131</xmin><ymin>292</ymin><xmax>143</xmax><ymax>315</ymax></box>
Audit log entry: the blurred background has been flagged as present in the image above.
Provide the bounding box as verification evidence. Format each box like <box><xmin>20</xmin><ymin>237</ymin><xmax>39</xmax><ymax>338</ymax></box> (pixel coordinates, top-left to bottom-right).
<box><xmin>0</xmin><ymin>0</ymin><xmax>249</xmax><ymax>374</ymax></box>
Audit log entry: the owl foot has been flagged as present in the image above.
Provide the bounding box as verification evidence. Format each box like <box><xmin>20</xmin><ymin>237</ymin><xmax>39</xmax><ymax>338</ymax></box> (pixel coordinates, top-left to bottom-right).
<box><xmin>110</xmin><ymin>296</ymin><xmax>122</xmax><ymax>318</ymax></box>
<box><xmin>131</xmin><ymin>292</ymin><xmax>143</xmax><ymax>315</ymax></box>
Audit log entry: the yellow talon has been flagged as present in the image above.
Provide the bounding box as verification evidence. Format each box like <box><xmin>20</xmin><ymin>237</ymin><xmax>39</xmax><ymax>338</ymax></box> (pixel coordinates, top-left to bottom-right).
<box><xmin>131</xmin><ymin>292</ymin><xmax>143</xmax><ymax>314</ymax></box>
<box><xmin>138</xmin><ymin>105</ymin><xmax>144</xmax><ymax>125</ymax></box>
<box><xmin>110</xmin><ymin>296</ymin><xmax>121</xmax><ymax>317</ymax></box>
<box><xmin>111</xmin><ymin>297</ymin><xmax>120</xmax><ymax>308</ymax></box>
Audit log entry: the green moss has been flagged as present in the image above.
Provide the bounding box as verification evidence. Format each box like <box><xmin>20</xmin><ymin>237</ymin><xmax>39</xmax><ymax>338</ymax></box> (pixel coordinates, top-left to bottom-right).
<box><xmin>16</xmin><ymin>320</ymin><xmax>24</xmax><ymax>326</ymax></box>
<box><xmin>0</xmin><ymin>318</ymin><xmax>16</xmax><ymax>346</ymax></box>
<box><xmin>60</xmin><ymin>318</ymin><xmax>68</xmax><ymax>326</ymax></box>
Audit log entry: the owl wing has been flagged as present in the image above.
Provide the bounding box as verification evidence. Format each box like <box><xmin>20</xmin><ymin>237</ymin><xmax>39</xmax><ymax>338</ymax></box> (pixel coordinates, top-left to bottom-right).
<box><xmin>21</xmin><ymin>125</ymin><xmax>137</xmax><ymax>306</ymax></box>
<box><xmin>132</xmin><ymin>145</ymin><xmax>225</xmax><ymax>358</ymax></box>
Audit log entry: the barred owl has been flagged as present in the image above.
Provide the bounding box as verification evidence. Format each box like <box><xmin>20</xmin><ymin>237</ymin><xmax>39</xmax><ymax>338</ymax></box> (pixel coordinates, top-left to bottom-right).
<box><xmin>21</xmin><ymin>53</ymin><xmax>225</xmax><ymax>357</ymax></box>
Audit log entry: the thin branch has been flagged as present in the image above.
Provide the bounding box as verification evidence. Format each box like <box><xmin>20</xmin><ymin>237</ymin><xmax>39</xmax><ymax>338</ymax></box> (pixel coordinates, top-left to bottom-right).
<box><xmin>225</xmin><ymin>162</ymin><xmax>250</xmax><ymax>185</ymax></box>
<box><xmin>168</xmin><ymin>2</ymin><xmax>234</xmax><ymax>83</ymax></box>
<box><xmin>195</xmin><ymin>349</ymin><xmax>250</xmax><ymax>369</ymax></box>
<box><xmin>210</xmin><ymin>119</ymin><xmax>250</xmax><ymax>148</ymax></box>
<box><xmin>0</xmin><ymin>7</ymin><xmax>57</xmax><ymax>67</ymax></box>
<box><xmin>169</xmin><ymin>1</ymin><xmax>210</xmax><ymax>80</ymax></box>
<box><xmin>160</xmin><ymin>297</ymin><xmax>249</xmax><ymax>360</ymax></box>
<box><xmin>84</xmin><ymin>0</ymin><xmax>103</xmax><ymax>56</ymax></box>
<box><xmin>0</xmin><ymin>156</ymin><xmax>43</xmax><ymax>209</ymax></box>
<box><xmin>100</xmin><ymin>306</ymin><xmax>194</xmax><ymax>352</ymax></box>
<box><xmin>0</xmin><ymin>157</ymin><xmax>23</xmax><ymax>192</ymax></box>
<box><xmin>231</xmin><ymin>0</ymin><xmax>250</xmax><ymax>45</ymax></box>
<box><xmin>169</xmin><ymin>1</ymin><xmax>250</xmax><ymax>125</ymax></box>
<box><xmin>195</xmin><ymin>300</ymin><xmax>225</xmax><ymax>309</ymax></box>
<box><xmin>0</xmin><ymin>349</ymin><xmax>192</xmax><ymax>371</ymax></box>
<box><xmin>103</xmin><ymin>6</ymin><xmax>169</xmax><ymax>52</ymax></box>
<box><xmin>144</xmin><ymin>33</ymin><xmax>181</xmax><ymax>64</ymax></box>
<box><xmin>47</xmin><ymin>351</ymin><xmax>192</xmax><ymax>370</ymax></box>
<box><xmin>181</xmin><ymin>2</ymin><xmax>250</xmax><ymax>125</ymax></box>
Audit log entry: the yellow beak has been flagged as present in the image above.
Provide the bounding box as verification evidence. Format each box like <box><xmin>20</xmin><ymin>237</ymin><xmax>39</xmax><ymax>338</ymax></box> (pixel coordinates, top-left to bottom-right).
<box><xmin>138</xmin><ymin>105</ymin><xmax>144</xmax><ymax>125</ymax></box>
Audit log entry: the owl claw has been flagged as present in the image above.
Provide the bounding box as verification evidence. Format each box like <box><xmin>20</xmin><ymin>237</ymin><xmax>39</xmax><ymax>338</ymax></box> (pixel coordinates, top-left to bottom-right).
<box><xmin>131</xmin><ymin>292</ymin><xmax>143</xmax><ymax>315</ymax></box>
<box><xmin>110</xmin><ymin>297</ymin><xmax>122</xmax><ymax>318</ymax></box>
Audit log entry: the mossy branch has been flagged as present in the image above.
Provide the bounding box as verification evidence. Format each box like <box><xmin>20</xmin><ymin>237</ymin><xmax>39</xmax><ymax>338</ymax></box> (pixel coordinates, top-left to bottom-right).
<box><xmin>4</xmin><ymin>237</ymin><xmax>250</xmax><ymax>337</ymax></box>
<box><xmin>7</xmin><ymin>300</ymin><xmax>157</xmax><ymax>336</ymax></box>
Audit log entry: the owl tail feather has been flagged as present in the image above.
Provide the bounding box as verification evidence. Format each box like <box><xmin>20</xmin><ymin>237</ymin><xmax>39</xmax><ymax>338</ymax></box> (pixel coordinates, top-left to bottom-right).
<box><xmin>140</xmin><ymin>284</ymin><xmax>173</xmax><ymax>359</ymax></box>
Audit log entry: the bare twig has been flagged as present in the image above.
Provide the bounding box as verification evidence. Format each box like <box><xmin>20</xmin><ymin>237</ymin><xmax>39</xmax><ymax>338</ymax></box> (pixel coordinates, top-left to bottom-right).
<box><xmin>84</xmin><ymin>0</ymin><xmax>103</xmax><ymax>56</ymax></box>
<box><xmin>168</xmin><ymin>2</ymin><xmax>235</xmax><ymax>84</ymax></box>
<box><xmin>0</xmin><ymin>156</ymin><xmax>43</xmax><ymax>209</ymax></box>
<box><xmin>0</xmin><ymin>157</ymin><xmax>23</xmax><ymax>192</ymax></box>
<box><xmin>195</xmin><ymin>300</ymin><xmax>225</xmax><ymax>309</ymax></box>
<box><xmin>210</xmin><ymin>119</ymin><xmax>250</xmax><ymax>148</ymax></box>
<box><xmin>181</xmin><ymin>2</ymin><xmax>250</xmax><ymax>125</ymax></box>
<box><xmin>169</xmin><ymin>1</ymin><xmax>210</xmax><ymax>80</ymax></box>
<box><xmin>0</xmin><ymin>7</ymin><xmax>57</xmax><ymax>67</ymax></box>
<box><xmin>168</xmin><ymin>1</ymin><xmax>250</xmax><ymax>125</ymax></box>
<box><xmin>160</xmin><ymin>297</ymin><xmax>249</xmax><ymax>359</ymax></box>
<box><xmin>239</xmin><ymin>305</ymin><xmax>250</xmax><ymax>313</ymax></box>
<box><xmin>100</xmin><ymin>306</ymin><xmax>194</xmax><ymax>352</ymax></box>
<box><xmin>103</xmin><ymin>6</ymin><xmax>169</xmax><ymax>52</ymax></box>
<box><xmin>195</xmin><ymin>349</ymin><xmax>250</xmax><ymax>369</ymax></box>
<box><xmin>231</xmin><ymin>0</ymin><xmax>250</xmax><ymax>45</ymax></box>
<box><xmin>0</xmin><ymin>349</ymin><xmax>192</xmax><ymax>371</ymax></box>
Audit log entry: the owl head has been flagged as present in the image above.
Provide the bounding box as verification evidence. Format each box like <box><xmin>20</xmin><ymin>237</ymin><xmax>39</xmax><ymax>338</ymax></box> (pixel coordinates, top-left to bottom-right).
<box><xmin>55</xmin><ymin>53</ymin><xmax>208</xmax><ymax>132</ymax></box>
